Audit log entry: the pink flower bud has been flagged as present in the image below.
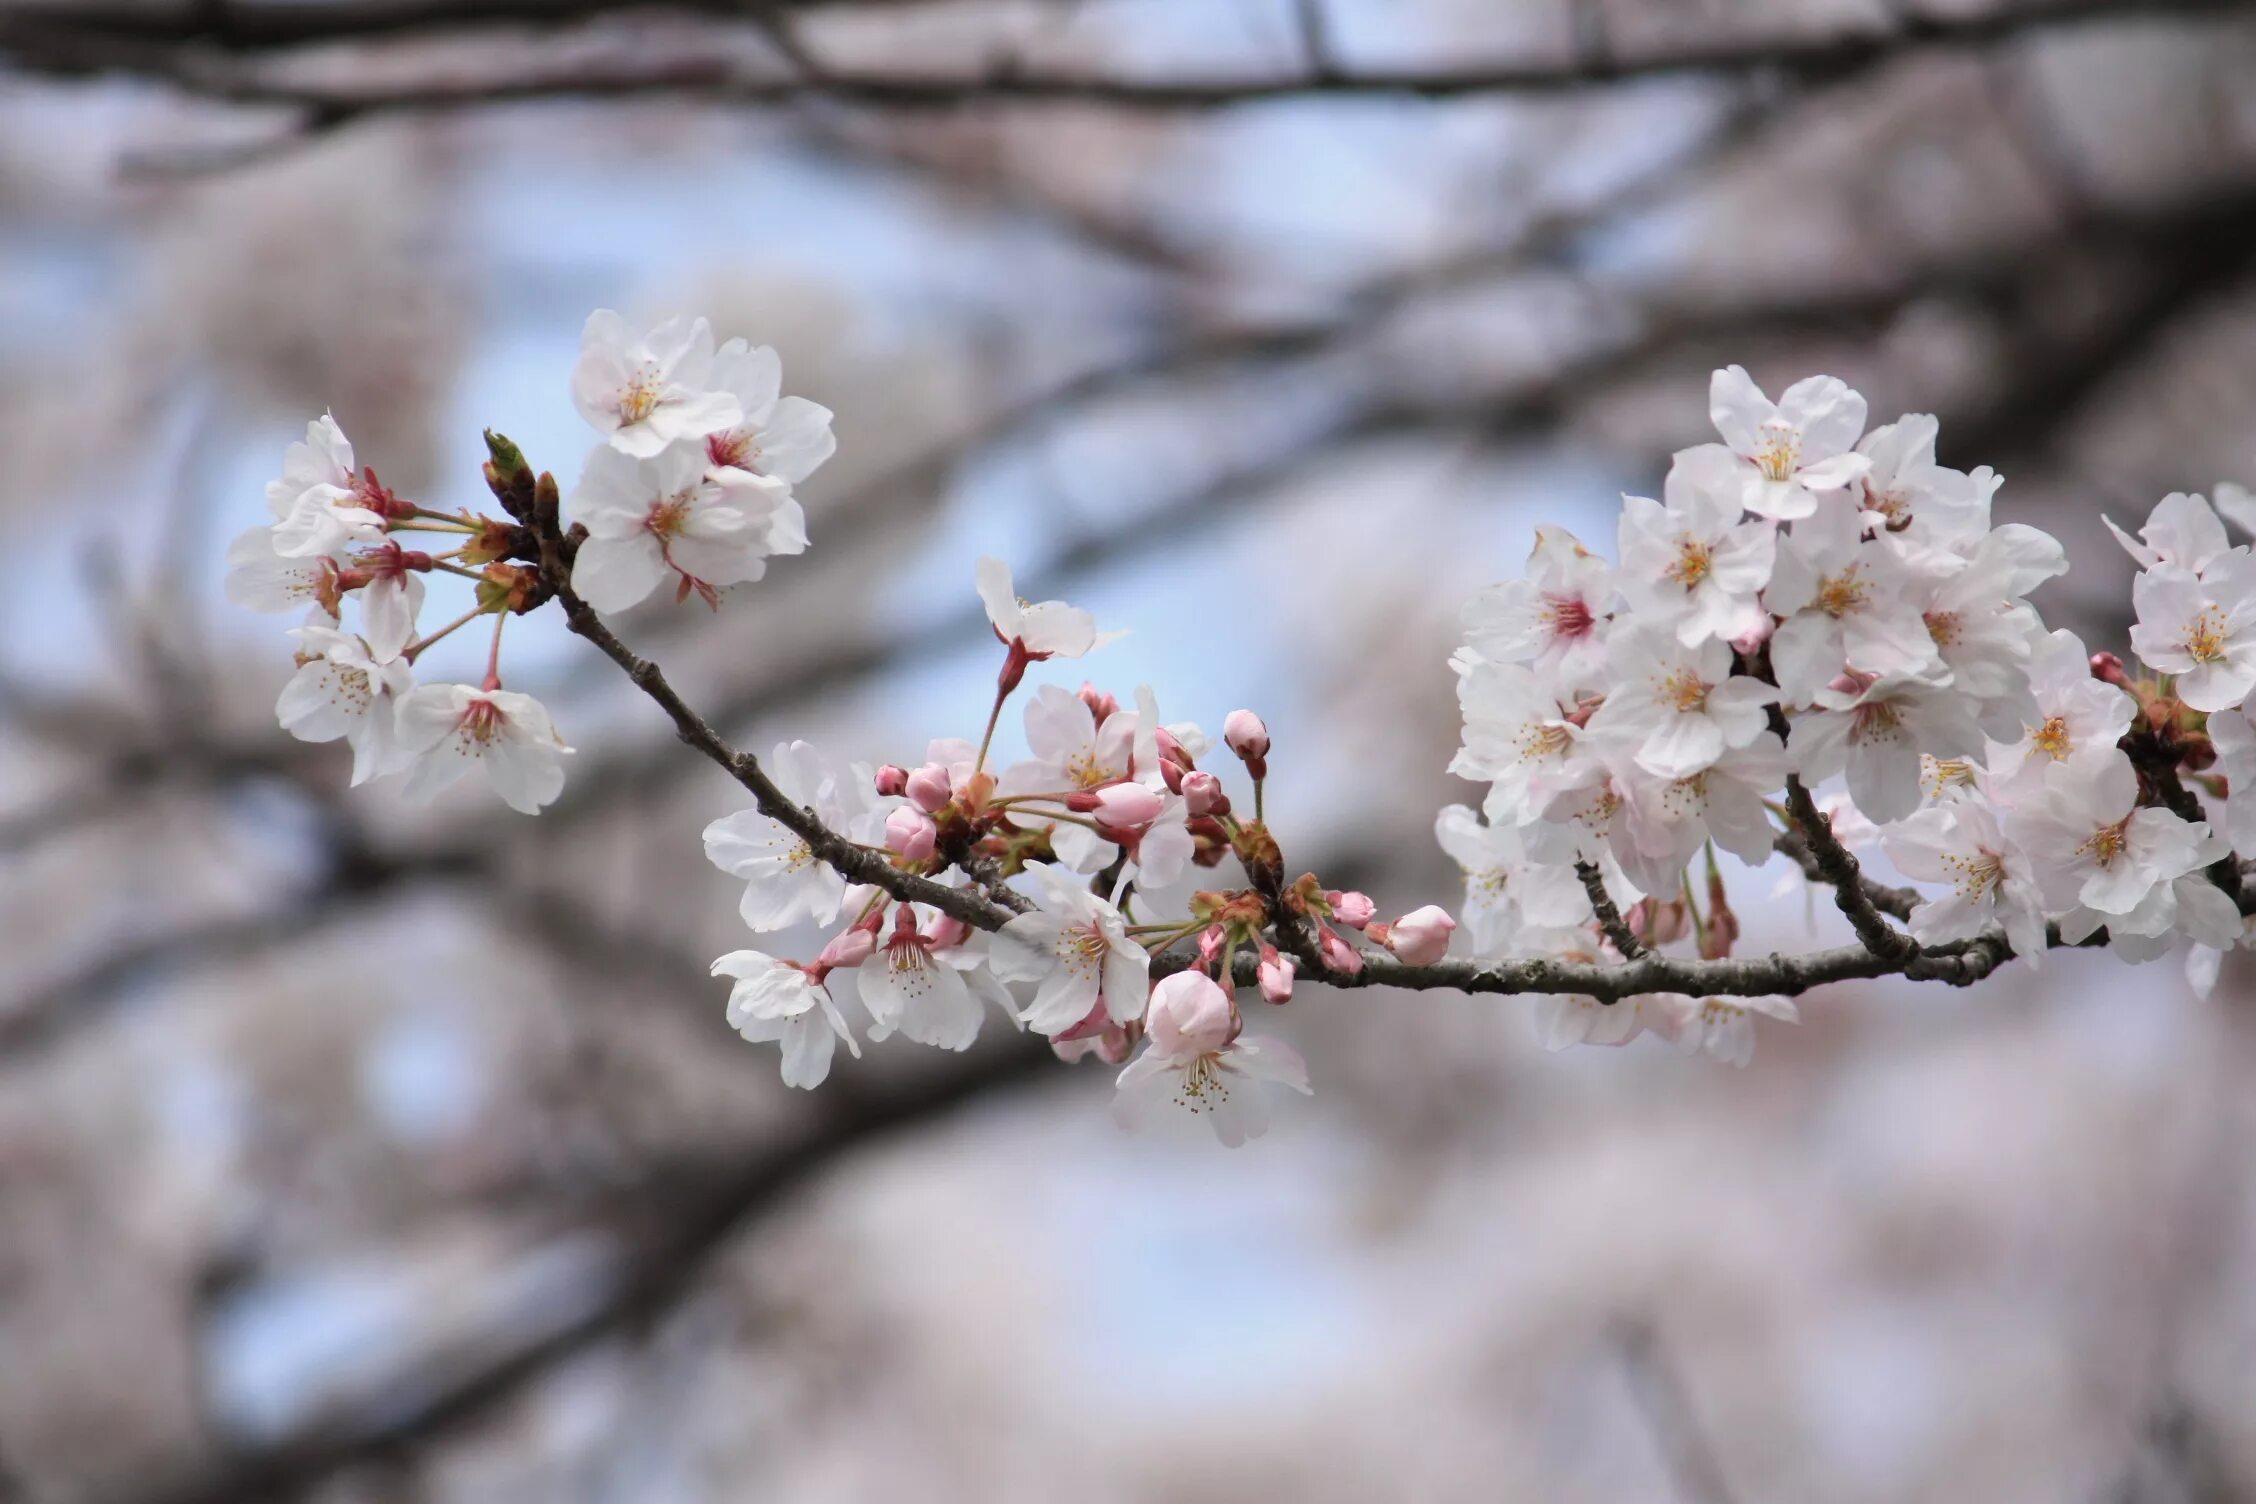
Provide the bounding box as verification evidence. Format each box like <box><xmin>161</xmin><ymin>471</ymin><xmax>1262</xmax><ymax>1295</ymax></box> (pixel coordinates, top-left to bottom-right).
<box><xmin>1317</xmin><ymin>926</ymin><xmax>1363</xmax><ymax>976</ymax></box>
<box><xmin>1071</xmin><ymin>781</ymin><xmax>1163</xmax><ymax>831</ymax></box>
<box><xmin>873</xmin><ymin>764</ymin><xmax>909</xmax><ymax>797</ymax></box>
<box><xmin>1728</xmin><ymin>615</ymin><xmax>1775</xmax><ymax>655</ymax></box>
<box><xmin>1327</xmin><ymin>889</ymin><xmax>1375</xmax><ymax>930</ymax></box>
<box><xmin>1257</xmin><ymin>945</ymin><xmax>1295</xmax><ymax>1005</ymax></box>
<box><xmin>1181</xmin><ymin>769</ymin><xmax>1225</xmax><ymax>815</ymax></box>
<box><xmin>1384</xmin><ymin>905</ymin><xmax>1456</xmax><ymax>966</ymax></box>
<box><xmin>905</xmin><ymin>761</ymin><xmax>953</xmax><ymax>813</ymax></box>
<box><xmin>1159</xmin><ymin>757</ymin><xmax>1186</xmax><ymax>794</ymax></box>
<box><xmin>1223</xmin><ymin>709</ymin><xmax>1270</xmax><ymax>762</ymax></box>
<box><xmin>1197</xmin><ymin>924</ymin><xmax>1226</xmax><ymax>968</ymax></box>
<box><xmin>1145</xmin><ymin>971</ymin><xmax>1237</xmax><ymax>1057</ymax></box>
<box><xmin>930</xmin><ymin>915</ymin><xmax>973</xmax><ymax>950</ymax></box>
<box><xmin>1077</xmin><ymin>682</ymin><xmax>1120</xmax><ymax>722</ymax></box>
<box><xmin>1154</xmin><ymin>725</ymin><xmax>1193</xmax><ymax>770</ymax></box>
<box><xmin>884</xmin><ymin>805</ymin><xmax>938</xmax><ymax>863</ymax></box>
<box><xmin>817</xmin><ymin>925</ymin><xmax>877</xmax><ymax>970</ymax></box>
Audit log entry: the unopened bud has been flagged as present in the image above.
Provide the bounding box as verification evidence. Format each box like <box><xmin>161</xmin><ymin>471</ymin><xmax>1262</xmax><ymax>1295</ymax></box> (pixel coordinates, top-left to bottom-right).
<box><xmin>1258</xmin><ymin>945</ymin><xmax>1295</xmax><ymax>1005</ymax></box>
<box><xmin>1155</xmin><ymin>725</ymin><xmax>1194</xmax><ymax>770</ymax></box>
<box><xmin>905</xmin><ymin>762</ymin><xmax>952</xmax><ymax>813</ymax></box>
<box><xmin>2090</xmin><ymin>651</ymin><xmax>2130</xmax><ymax>688</ymax></box>
<box><xmin>1070</xmin><ymin>782</ymin><xmax>1164</xmax><ymax>830</ymax></box>
<box><xmin>1317</xmin><ymin>926</ymin><xmax>1364</xmax><ymax>976</ymax></box>
<box><xmin>1629</xmin><ymin>896</ymin><xmax>1689</xmax><ymax>947</ymax></box>
<box><xmin>874</xmin><ymin>764</ymin><xmax>910</xmax><ymax>797</ymax></box>
<box><xmin>1181</xmin><ymin>770</ymin><xmax>1226</xmax><ymax>816</ymax></box>
<box><xmin>1077</xmin><ymin>682</ymin><xmax>1120</xmax><ymax>723</ymax></box>
<box><xmin>1383</xmin><ymin>905</ymin><xmax>1456</xmax><ymax>966</ymax></box>
<box><xmin>1327</xmin><ymin>889</ymin><xmax>1376</xmax><ymax>930</ymax></box>
<box><xmin>1223</xmin><ymin>709</ymin><xmax>1270</xmax><ymax>770</ymax></box>
<box><xmin>884</xmin><ymin>805</ymin><xmax>938</xmax><ymax>864</ymax></box>
<box><xmin>818</xmin><ymin>925</ymin><xmax>877</xmax><ymax>970</ymax></box>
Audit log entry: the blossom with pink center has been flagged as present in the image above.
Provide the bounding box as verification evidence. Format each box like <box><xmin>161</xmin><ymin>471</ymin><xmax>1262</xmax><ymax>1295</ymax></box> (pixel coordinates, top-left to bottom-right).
<box><xmin>226</xmin><ymin>525</ymin><xmax>342</xmax><ymax>621</ymax></box>
<box><xmin>267</xmin><ymin>413</ymin><xmax>392</xmax><ymax>559</ymax></box>
<box><xmin>1584</xmin><ymin>626</ymin><xmax>1778</xmax><ymax>778</ymax></box>
<box><xmin>1790</xmin><ymin>671</ymin><xmax>1983</xmax><ymax>825</ymax></box>
<box><xmin>348</xmin><ymin>540</ymin><xmax>426</xmax><ymax>662</ymax></box>
<box><xmin>1986</xmin><ymin>628</ymin><xmax>2136</xmax><ymax>802</ymax></box>
<box><xmin>2010</xmin><ymin>749</ymin><xmax>2214</xmax><ymax>918</ymax></box>
<box><xmin>1111</xmin><ymin>972</ymin><xmax>1311</xmax><ymax>1148</ymax></box>
<box><xmin>1460</xmin><ymin>526</ymin><xmax>1616</xmax><ymax>691</ymax></box>
<box><xmin>856</xmin><ymin>905</ymin><xmax>998</xmax><ymax>1051</ymax></box>
<box><xmin>700</xmin><ymin>338</ymin><xmax>837</xmax><ymax>486</ymax></box>
<box><xmin>394</xmin><ymin>682</ymin><xmax>573</xmax><ymax>814</ymax></box>
<box><xmin>568</xmin><ymin>442</ymin><xmax>804</xmax><ymax>612</ymax></box>
<box><xmin>1764</xmin><ymin>499</ymin><xmax>1940</xmax><ymax>704</ymax></box>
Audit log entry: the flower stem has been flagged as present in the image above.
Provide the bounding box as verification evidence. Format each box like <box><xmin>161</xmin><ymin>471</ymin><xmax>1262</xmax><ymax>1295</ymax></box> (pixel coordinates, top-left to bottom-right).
<box><xmin>482</xmin><ymin>608</ymin><xmax>508</xmax><ymax>692</ymax></box>
<box><xmin>402</xmin><ymin>604</ymin><xmax>488</xmax><ymax>663</ymax></box>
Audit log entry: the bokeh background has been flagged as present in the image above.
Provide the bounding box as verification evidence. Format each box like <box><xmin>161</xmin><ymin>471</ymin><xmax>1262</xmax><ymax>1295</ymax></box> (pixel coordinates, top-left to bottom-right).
<box><xmin>5</xmin><ymin>1</ymin><xmax>2256</xmax><ymax>1500</ymax></box>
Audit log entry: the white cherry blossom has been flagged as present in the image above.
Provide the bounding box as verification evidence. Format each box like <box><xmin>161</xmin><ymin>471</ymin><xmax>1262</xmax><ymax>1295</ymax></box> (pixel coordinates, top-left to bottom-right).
<box><xmin>225</xmin><ymin>526</ymin><xmax>340</xmax><ymax>620</ymax></box>
<box><xmin>1647</xmin><ymin>993</ymin><xmax>1799</xmax><ymax>1067</ymax></box>
<box><xmin>1585</xmin><ymin>627</ymin><xmax>1778</xmax><ymax>778</ymax></box>
<box><xmin>857</xmin><ymin>905</ymin><xmax>997</xmax><ymax>1051</ymax></box>
<box><xmin>1765</xmin><ymin>500</ymin><xmax>1940</xmax><ymax>703</ymax></box>
<box><xmin>713</xmin><ymin>950</ymin><xmax>859</xmax><ymax>1090</ymax></box>
<box><xmin>977</xmin><ymin>557</ymin><xmax>1118</xmax><ymax>661</ymax></box>
<box><xmin>1459</xmin><ymin>526</ymin><xmax>1615</xmax><ymax>690</ymax></box>
<box><xmin>1692</xmin><ymin>365</ymin><xmax>1870</xmax><ymax>521</ymax></box>
<box><xmin>987</xmin><ymin>862</ymin><xmax>1148</xmax><ymax>1035</ymax></box>
<box><xmin>2128</xmin><ymin>553</ymin><xmax>2256</xmax><ymax>712</ymax></box>
<box><xmin>1112</xmin><ymin>972</ymin><xmax>1310</xmax><ymax>1148</ymax></box>
<box><xmin>1883</xmin><ymin>798</ymin><xmax>2047</xmax><ymax>961</ymax></box>
<box><xmin>395</xmin><ymin>683</ymin><xmax>573</xmax><ymax>814</ymax></box>
<box><xmin>1791</xmin><ymin>671</ymin><xmax>1985</xmax><ymax>825</ymax></box>
<box><xmin>701</xmin><ymin>339</ymin><xmax>838</xmax><ymax>485</ymax></box>
<box><xmin>2104</xmin><ymin>491</ymin><xmax>2238</xmax><ymax>577</ymax></box>
<box><xmin>1986</xmin><ymin>629</ymin><xmax>2136</xmax><ymax>801</ymax></box>
<box><xmin>1855</xmin><ymin>413</ymin><xmax>1992</xmax><ymax>560</ymax></box>
<box><xmin>2011</xmin><ymin>749</ymin><xmax>2213</xmax><ymax>917</ymax></box>
<box><xmin>276</xmin><ymin>625</ymin><xmax>412</xmax><ymax>786</ymax></box>
<box><xmin>1450</xmin><ymin>658</ymin><xmax>1600</xmax><ymax>823</ymax></box>
<box><xmin>1616</xmin><ymin>445</ymin><xmax>1777</xmax><ymax>648</ymax></box>
<box><xmin>571</xmin><ymin>310</ymin><xmax>741</xmax><ymax>458</ymax></box>
<box><xmin>703</xmin><ymin>741</ymin><xmax>870</xmax><ymax>931</ymax></box>
<box><xmin>267</xmin><ymin>413</ymin><xmax>389</xmax><ymax>559</ymax></box>
<box><xmin>1433</xmin><ymin>804</ymin><xmax>1592</xmax><ymax>950</ymax></box>
<box><xmin>569</xmin><ymin>443</ymin><xmax>804</xmax><ymax>612</ymax></box>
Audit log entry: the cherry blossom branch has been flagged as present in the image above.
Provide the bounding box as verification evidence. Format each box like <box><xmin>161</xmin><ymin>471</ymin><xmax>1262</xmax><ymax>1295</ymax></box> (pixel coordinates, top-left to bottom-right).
<box><xmin>1577</xmin><ymin>859</ymin><xmax>1649</xmax><ymax>960</ymax></box>
<box><xmin>1780</xmin><ymin>773</ymin><xmax>1919</xmax><ymax>963</ymax></box>
<box><xmin>6</xmin><ymin>0</ymin><xmax>2238</xmax><ymax>115</ymax></box>
<box><xmin>522</xmin><ymin>494</ymin><xmax>1026</xmax><ymax>931</ymax></box>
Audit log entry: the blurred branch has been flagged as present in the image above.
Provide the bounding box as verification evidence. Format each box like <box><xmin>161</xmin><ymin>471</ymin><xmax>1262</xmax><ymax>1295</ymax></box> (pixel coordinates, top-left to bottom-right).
<box><xmin>1614</xmin><ymin>1318</ymin><xmax>1741</xmax><ymax>1504</ymax></box>
<box><xmin>102</xmin><ymin>1031</ymin><xmax>1055</xmax><ymax>1504</ymax></box>
<box><xmin>4</xmin><ymin>0</ymin><xmax>2244</xmax><ymax>125</ymax></box>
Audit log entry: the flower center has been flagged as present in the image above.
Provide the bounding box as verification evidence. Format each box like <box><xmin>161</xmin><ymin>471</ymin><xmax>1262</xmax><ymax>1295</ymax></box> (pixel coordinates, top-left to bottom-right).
<box><xmin>1660</xmin><ymin>669</ymin><xmax>1710</xmax><ymax>714</ymax></box>
<box><xmin>706</xmin><ymin>429</ymin><xmax>759</xmax><ymax>470</ymax></box>
<box><xmin>1922</xmin><ymin>756</ymin><xmax>1977</xmax><ymax>799</ymax></box>
<box><xmin>2077</xmin><ymin>818</ymin><xmax>2130</xmax><ymax>869</ymax></box>
<box><xmin>1817</xmin><ymin>565</ymin><xmax>1869</xmax><ymax>618</ymax></box>
<box><xmin>1173</xmin><ymin>1054</ymin><xmax>1231</xmax><ymax>1114</ymax></box>
<box><xmin>462</xmin><ymin>698</ymin><xmax>508</xmax><ymax>746</ymax></box>
<box><xmin>617</xmin><ymin>365</ymin><xmax>663</xmax><ymax>426</ymax></box>
<box><xmin>2030</xmin><ymin>715</ymin><xmax>2072</xmax><ymax>760</ymax></box>
<box><xmin>647</xmin><ymin>489</ymin><xmax>697</xmax><ymax>539</ymax></box>
<box><xmin>2183</xmin><ymin>607</ymin><xmax>2230</xmax><ymax>664</ymax></box>
<box><xmin>1064</xmin><ymin>750</ymin><xmax>1118</xmax><ymax>789</ymax></box>
<box><xmin>1544</xmin><ymin>594</ymin><xmax>1596</xmax><ymax>638</ymax></box>
<box><xmin>1753</xmin><ymin>423</ymin><xmax>1800</xmax><ymax>482</ymax></box>
<box><xmin>1514</xmin><ymin>721</ymin><xmax>1574</xmax><ymax>763</ymax></box>
<box><xmin>1668</xmin><ymin>538</ymin><xmax>1712</xmax><ymax>590</ymax></box>
<box><xmin>1848</xmin><ymin>700</ymin><xmax>1903</xmax><ymax>745</ymax></box>
<box><xmin>1924</xmin><ymin>610</ymin><xmax>1959</xmax><ymax>647</ymax></box>
<box><xmin>1061</xmin><ymin>923</ymin><xmax>1108</xmax><ymax>978</ymax></box>
<box><xmin>1940</xmin><ymin>848</ymin><xmax>2004</xmax><ymax>899</ymax></box>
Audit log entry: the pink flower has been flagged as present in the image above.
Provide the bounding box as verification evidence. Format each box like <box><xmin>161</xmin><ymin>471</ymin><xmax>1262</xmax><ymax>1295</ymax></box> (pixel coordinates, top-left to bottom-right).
<box><xmin>1317</xmin><ymin>926</ymin><xmax>1364</xmax><ymax>976</ymax></box>
<box><xmin>1383</xmin><ymin>905</ymin><xmax>1457</xmax><ymax>966</ymax></box>
<box><xmin>1257</xmin><ymin>946</ymin><xmax>1296</xmax><ymax>1005</ymax></box>
<box><xmin>905</xmin><ymin>762</ymin><xmax>953</xmax><ymax>812</ymax></box>
<box><xmin>1072</xmin><ymin>781</ymin><xmax>1164</xmax><ymax>831</ymax></box>
<box><xmin>1327</xmin><ymin>890</ymin><xmax>1376</xmax><ymax>929</ymax></box>
<box><xmin>1224</xmin><ymin>709</ymin><xmax>1271</xmax><ymax>764</ymax></box>
<box><xmin>884</xmin><ymin>805</ymin><xmax>938</xmax><ymax>863</ymax></box>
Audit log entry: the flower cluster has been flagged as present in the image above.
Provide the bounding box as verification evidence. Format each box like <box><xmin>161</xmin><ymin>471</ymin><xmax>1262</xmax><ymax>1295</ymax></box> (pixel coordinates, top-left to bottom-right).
<box><xmin>233</xmin><ymin>320</ymin><xmax>2256</xmax><ymax>1146</ymax></box>
<box><xmin>1443</xmin><ymin>368</ymin><xmax>2252</xmax><ymax>1060</ymax></box>
<box><xmin>228</xmin><ymin>312</ymin><xmax>836</xmax><ymax>813</ymax></box>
